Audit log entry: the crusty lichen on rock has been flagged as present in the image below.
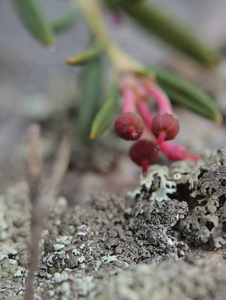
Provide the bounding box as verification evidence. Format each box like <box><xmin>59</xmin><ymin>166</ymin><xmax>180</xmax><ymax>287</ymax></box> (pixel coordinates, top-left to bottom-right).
<box><xmin>132</xmin><ymin>165</ymin><xmax>177</xmax><ymax>202</ymax></box>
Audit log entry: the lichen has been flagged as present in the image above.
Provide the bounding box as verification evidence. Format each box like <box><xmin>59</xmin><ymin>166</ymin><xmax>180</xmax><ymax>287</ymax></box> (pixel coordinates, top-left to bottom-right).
<box><xmin>170</xmin><ymin>146</ymin><xmax>226</xmax><ymax>247</ymax></box>
<box><xmin>132</xmin><ymin>165</ymin><xmax>176</xmax><ymax>201</ymax></box>
<box><xmin>130</xmin><ymin>198</ymin><xmax>189</xmax><ymax>259</ymax></box>
<box><xmin>97</xmin><ymin>260</ymin><xmax>226</xmax><ymax>300</ymax></box>
<box><xmin>1</xmin><ymin>147</ymin><xmax>226</xmax><ymax>299</ymax></box>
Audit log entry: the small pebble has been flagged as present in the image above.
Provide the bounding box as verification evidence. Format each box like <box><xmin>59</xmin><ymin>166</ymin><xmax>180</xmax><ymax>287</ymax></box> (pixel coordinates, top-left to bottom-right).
<box><xmin>54</xmin><ymin>272</ymin><xmax>61</xmax><ymax>283</ymax></box>
<box><xmin>9</xmin><ymin>259</ymin><xmax>17</xmax><ymax>265</ymax></box>
<box><xmin>13</xmin><ymin>268</ymin><xmax>24</xmax><ymax>278</ymax></box>
<box><xmin>0</xmin><ymin>231</ymin><xmax>8</xmax><ymax>241</ymax></box>
<box><xmin>53</xmin><ymin>244</ymin><xmax>65</xmax><ymax>251</ymax></box>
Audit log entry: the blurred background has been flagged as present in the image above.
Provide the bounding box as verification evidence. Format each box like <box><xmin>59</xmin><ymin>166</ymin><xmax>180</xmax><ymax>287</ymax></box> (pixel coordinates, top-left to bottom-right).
<box><xmin>1</xmin><ymin>0</ymin><xmax>226</xmax><ymax>203</ymax></box>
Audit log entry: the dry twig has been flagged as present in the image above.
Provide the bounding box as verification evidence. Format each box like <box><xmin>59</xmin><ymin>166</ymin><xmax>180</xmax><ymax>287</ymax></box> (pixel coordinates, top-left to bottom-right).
<box><xmin>25</xmin><ymin>124</ymin><xmax>72</xmax><ymax>300</ymax></box>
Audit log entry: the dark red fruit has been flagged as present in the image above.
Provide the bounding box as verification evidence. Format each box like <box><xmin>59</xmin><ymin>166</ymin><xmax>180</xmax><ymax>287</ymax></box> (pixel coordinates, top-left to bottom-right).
<box><xmin>151</xmin><ymin>113</ymin><xmax>179</xmax><ymax>150</ymax></box>
<box><xmin>129</xmin><ymin>140</ymin><xmax>159</xmax><ymax>177</ymax></box>
<box><xmin>114</xmin><ymin>112</ymin><xmax>144</xmax><ymax>140</ymax></box>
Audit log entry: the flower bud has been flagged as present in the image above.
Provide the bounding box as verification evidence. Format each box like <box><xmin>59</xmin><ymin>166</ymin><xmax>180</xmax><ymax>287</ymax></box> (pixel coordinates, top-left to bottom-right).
<box><xmin>114</xmin><ymin>112</ymin><xmax>144</xmax><ymax>140</ymax></box>
<box><xmin>152</xmin><ymin>113</ymin><xmax>179</xmax><ymax>150</ymax></box>
<box><xmin>129</xmin><ymin>139</ymin><xmax>159</xmax><ymax>177</ymax></box>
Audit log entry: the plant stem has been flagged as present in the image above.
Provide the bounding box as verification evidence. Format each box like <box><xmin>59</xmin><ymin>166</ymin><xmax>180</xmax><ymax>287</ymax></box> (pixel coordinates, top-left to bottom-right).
<box><xmin>147</xmin><ymin>84</ymin><xmax>172</xmax><ymax>114</ymax></box>
<box><xmin>122</xmin><ymin>89</ymin><xmax>136</xmax><ymax>113</ymax></box>
<box><xmin>75</xmin><ymin>0</ymin><xmax>149</xmax><ymax>75</ymax></box>
<box><xmin>161</xmin><ymin>142</ymin><xmax>200</xmax><ymax>161</ymax></box>
<box><xmin>141</xmin><ymin>159</ymin><xmax>148</xmax><ymax>177</ymax></box>
<box><xmin>75</xmin><ymin>0</ymin><xmax>107</xmax><ymax>39</ymax></box>
<box><xmin>136</xmin><ymin>99</ymin><xmax>153</xmax><ymax>131</ymax></box>
<box><xmin>155</xmin><ymin>131</ymin><xmax>166</xmax><ymax>150</ymax></box>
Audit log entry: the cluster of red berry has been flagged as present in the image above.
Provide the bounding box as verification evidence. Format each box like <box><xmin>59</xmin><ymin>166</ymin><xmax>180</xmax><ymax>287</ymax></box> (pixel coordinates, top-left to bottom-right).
<box><xmin>114</xmin><ymin>75</ymin><xmax>200</xmax><ymax>177</ymax></box>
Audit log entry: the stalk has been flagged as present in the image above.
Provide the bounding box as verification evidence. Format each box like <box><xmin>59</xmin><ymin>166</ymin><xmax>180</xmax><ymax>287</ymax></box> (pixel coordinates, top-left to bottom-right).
<box><xmin>75</xmin><ymin>0</ymin><xmax>150</xmax><ymax>75</ymax></box>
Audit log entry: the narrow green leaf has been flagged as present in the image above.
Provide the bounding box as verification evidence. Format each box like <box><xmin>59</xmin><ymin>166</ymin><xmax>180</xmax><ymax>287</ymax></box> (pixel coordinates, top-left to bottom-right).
<box><xmin>51</xmin><ymin>8</ymin><xmax>79</xmax><ymax>34</ymax></box>
<box><xmin>66</xmin><ymin>40</ymin><xmax>106</xmax><ymax>66</ymax></box>
<box><xmin>90</xmin><ymin>82</ymin><xmax>119</xmax><ymax>139</ymax></box>
<box><xmin>11</xmin><ymin>0</ymin><xmax>55</xmax><ymax>46</ymax></box>
<box><xmin>120</xmin><ymin>2</ymin><xmax>219</xmax><ymax>65</ymax></box>
<box><xmin>77</xmin><ymin>55</ymin><xmax>103</xmax><ymax>144</ymax></box>
<box><xmin>104</xmin><ymin>0</ymin><xmax>145</xmax><ymax>8</ymax></box>
<box><xmin>152</xmin><ymin>67</ymin><xmax>222</xmax><ymax>124</ymax></box>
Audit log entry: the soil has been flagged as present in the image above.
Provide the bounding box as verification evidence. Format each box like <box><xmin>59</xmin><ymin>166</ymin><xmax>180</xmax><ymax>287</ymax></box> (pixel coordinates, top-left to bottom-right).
<box><xmin>1</xmin><ymin>146</ymin><xmax>226</xmax><ymax>299</ymax></box>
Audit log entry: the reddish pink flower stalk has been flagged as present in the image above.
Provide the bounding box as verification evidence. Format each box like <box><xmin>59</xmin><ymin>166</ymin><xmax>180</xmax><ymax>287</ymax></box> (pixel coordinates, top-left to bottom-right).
<box><xmin>161</xmin><ymin>142</ymin><xmax>201</xmax><ymax>161</ymax></box>
<box><xmin>136</xmin><ymin>99</ymin><xmax>153</xmax><ymax>132</ymax></box>
<box><xmin>122</xmin><ymin>88</ymin><xmax>136</xmax><ymax>113</ymax></box>
<box><xmin>137</xmin><ymin>80</ymin><xmax>149</xmax><ymax>99</ymax></box>
<box><xmin>142</xmin><ymin>82</ymin><xmax>180</xmax><ymax>150</ymax></box>
<box><xmin>120</xmin><ymin>77</ymin><xmax>137</xmax><ymax>113</ymax></box>
<box><xmin>146</xmin><ymin>84</ymin><xmax>172</xmax><ymax>114</ymax></box>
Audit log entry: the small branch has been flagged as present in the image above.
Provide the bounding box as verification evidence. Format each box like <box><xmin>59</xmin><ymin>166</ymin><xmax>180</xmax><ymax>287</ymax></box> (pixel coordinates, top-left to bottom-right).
<box><xmin>25</xmin><ymin>125</ymin><xmax>72</xmax><ymax>300</ymax></box>
<box><xmin>44</xmin><ymin>131</ymin><xmax>72</xmax><ymax>203</ymax></box>
<box><xmin>122</xmin><ymin>88</ymin><xmax>136</xmax><ymax>113</ymax></box>
<box><xmin>26</xmin><ymin>124</ymin><xmax>42</xmax><ymax>203</ymax></box>
<box><xmin>75</xmin><ymin>0</ymin><xmax>149</xmax><ymax>75</ymax></box>
<box><xmin>136</xmin><ymin>99</ymin><xmax>153</xmax><ymax>132</ymax></box>
<box><xmin>146</xmin><ymin>84</ymin><xmax>173</xmax><ymax>114</ymax></box>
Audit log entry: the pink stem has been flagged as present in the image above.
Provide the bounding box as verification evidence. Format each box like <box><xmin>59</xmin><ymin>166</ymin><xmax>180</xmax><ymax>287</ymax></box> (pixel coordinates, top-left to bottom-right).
<box><xmin>147</xmin><ymin>84</ymin><xmax>172</xmax><ymax>114</ymax></box>
<box><xmin>122</xmin><ymin>88</ymin><xmax>136</xmax><ymax>113</ymax></box>
<box><xmin>140</xmin><ymin>127</ymin><xmax>151</xmax><ymax>140</ymax></box>
<box><xmin>161</xmin><ymin>142</ymin><xmax>200</xmax><ymax>162</ymax></box>
<box><xmin>136</xmin><ymin>99</ymin><xmax>157</xmax><ymax>142</ymax></box>
<box><xmin>155</xmin><ymin>131</ymin><xmax>166</xmax><ymax>151</ymax></box>
<box><xmin>161</xmin><ymin>141</ymin><xmax>170</xmax><ymax>153</ymax></box>
<box><xmin>136</xmin><ymin>99</ymin><xmax>153</xmax><ymax>131</ymax></box>
<box><xmin>141</xmin><ymin>159</ymin><xmax>148</xmax><ymax>177</ymax></box>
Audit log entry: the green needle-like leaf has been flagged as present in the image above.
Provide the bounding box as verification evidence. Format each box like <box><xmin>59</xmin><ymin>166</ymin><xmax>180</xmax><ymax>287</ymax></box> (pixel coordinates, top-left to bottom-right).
<box><xmin>66</xmin><ymin>40</ymin><xmax>106</xmax><ymax>66</ymax></box>
<box><xmin>119</xmin><ymin>1</ymin><xmax>219</xmax><ymax>65</ymax></box>
<box><xmin>77</xmin><ymin>55</ymin><xmax>103</xmax><ymax>144</ymax></box>
<box><xmin>11</xmin><ymin>0</ymin><xmax>55</xmax><ymax>46</ymax></box>
<box><xmin>51</xmin><ymin>8</ymin><xmax>79</xmax><ymax>34</ymax></box>
<box><xmin>152</xmin><ymin>67</ymin><xmax>222</xmax><ymax>124</ymax></box>
<box><xmin>90</xmin><ymin>82</ymin><xmax>119</xmax><ymax>139</ymax></box>
<box><xmin>104</xmin><ymin>0</ymin><xmax>145</xmax><ymax>8</ymax></box>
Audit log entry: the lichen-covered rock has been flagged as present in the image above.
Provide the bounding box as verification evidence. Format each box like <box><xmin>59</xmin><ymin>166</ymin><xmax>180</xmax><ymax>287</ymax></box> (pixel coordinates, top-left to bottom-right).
<box><xmin>97</xmin><ymin>260</ymin><xmax>226</xmax><ymax>300</ymax></box>
<box><xmin>170</xmin><ymin>146</ymin><xmax>226</xmax><ymax>247</ymax></box>
<box><xmin>130</xmin><ymin>199</ymin><xmax>189</xmax><ymax>259</ymax></box>
<box><xmin>132</xmin><ymin>165</ymin><xmax>176</xmax><ymax>201</ymax></box>
<box><xmin>131</xmin><ymin>147</ymin><xmax>226</xmax><ymax>248</ymax></box>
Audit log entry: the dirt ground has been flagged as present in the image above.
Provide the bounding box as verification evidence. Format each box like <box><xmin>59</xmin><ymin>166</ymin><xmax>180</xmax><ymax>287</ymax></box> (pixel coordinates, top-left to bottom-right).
<box><xmin>1</xmin><ymin>147</ymin><xmax>226</xmax><ymax>299</ymax></box>
<box><xmin>1</xmin><ymin>127</ymin><xmax>225</xmax><ymax>300</ymax></box>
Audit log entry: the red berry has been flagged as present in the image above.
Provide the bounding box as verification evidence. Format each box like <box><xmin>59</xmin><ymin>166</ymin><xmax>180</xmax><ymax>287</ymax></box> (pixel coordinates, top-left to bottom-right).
<box><xmin>114</xmin><ymin>112</ymin><xmax>144</xmax><ymax>140</ymax></box>
<box><xmin>129</xmin><ymin>140</ymin><xmax>159</xmax><ymax>177</ymax></box>
<box><xmin>151</xmin><ymin>113</ymin><xmax>179</xmax><ymax>150</ymax></box>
